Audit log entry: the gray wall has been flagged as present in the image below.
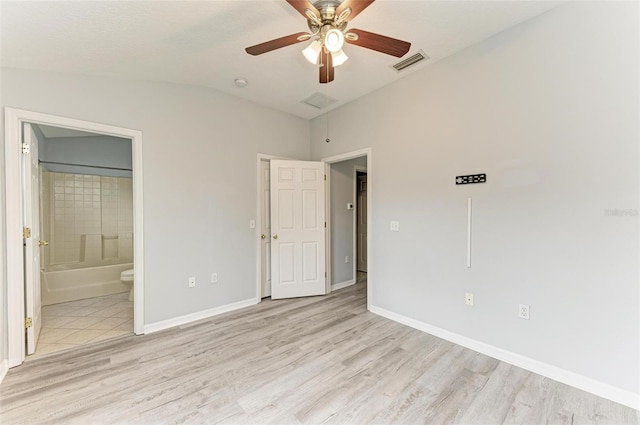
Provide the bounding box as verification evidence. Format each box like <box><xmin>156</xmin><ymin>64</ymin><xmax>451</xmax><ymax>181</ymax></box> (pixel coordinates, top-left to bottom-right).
<box><xmin>311</xmin><ymin>2</ymin><xmax>639</xmax><ymax>395</ymax></box>
<box><xmin>0</xmin><ymin>68</ymin><xmax>310</xmax><ymax>337</ymax></box>
<box><xmin>39</xmin><ymin>134</ymin><xmax>133</xmax><ymax>178</ymax></box>
<box><xmin>331</xmin><ymin>157</ymin><xmax>366</xmax><ymax>285</ymax></box>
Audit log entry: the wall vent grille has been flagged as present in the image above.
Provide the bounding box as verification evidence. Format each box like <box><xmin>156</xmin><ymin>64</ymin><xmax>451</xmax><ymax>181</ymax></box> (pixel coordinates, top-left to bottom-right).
<box><xmin>392</xmin><ymin>50</ymin><xmax>429</xmax><ymax>72</ymax></box>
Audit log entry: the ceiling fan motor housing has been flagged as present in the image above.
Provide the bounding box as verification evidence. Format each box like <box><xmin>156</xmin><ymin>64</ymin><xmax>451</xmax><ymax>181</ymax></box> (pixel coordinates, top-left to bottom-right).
<box><xmin>307</xmin><ymin>0</ymin><xmax>348</xmax><ymax>33</ymax></box>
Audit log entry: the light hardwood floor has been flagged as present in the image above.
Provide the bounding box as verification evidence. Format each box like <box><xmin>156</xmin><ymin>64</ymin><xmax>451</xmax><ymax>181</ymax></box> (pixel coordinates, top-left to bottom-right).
<box><xmin>1</xmin><ymin>281</ymin><xmax>638</xmax><ymax>424</ymax></box>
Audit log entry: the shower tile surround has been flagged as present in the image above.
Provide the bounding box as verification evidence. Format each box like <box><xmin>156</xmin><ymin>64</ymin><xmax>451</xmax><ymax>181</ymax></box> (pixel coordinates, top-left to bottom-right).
<box><xmin>32</xmin><ymin>292</ymin><xmax>132</xmax><ymax>357</ymax></box>
<box><xmin>42</xmin><ymin>172</ymin><xmax>133</xmax><ymax>265</ymax></box>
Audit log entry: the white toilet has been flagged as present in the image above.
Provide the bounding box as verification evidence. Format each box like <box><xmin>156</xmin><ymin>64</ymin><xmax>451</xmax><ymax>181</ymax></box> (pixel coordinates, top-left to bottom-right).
<box><xmin>120</xmin><ymin>269</ymin><xmax>134</xmax><ymax>302</ymax></box>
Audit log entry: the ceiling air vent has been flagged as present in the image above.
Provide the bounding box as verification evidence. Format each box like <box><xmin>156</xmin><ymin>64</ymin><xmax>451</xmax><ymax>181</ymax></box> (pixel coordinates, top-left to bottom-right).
<box><xmin>302</xmin><ymin>92</ymin><xmax>338</xmax><ymax>109</ymax></box>
<box><xmin>392</xmin><ymin>50</ymin><xmax>429</xmax><ymax>72</ymax></box>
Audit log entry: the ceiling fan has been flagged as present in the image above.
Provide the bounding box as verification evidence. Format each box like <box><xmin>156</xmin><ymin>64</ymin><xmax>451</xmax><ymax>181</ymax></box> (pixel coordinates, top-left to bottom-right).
<box><xmin>245</xmin><ymin>0</ymin><xmax>412</xmax><ymax>83</ymax></box>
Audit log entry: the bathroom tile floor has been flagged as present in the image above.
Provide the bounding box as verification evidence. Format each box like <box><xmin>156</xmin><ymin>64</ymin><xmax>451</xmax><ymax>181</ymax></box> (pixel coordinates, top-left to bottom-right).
<box><xmin>31</xmin><ymin>292</ymin><xmax>133</xmax><ymax>358</ymax></box>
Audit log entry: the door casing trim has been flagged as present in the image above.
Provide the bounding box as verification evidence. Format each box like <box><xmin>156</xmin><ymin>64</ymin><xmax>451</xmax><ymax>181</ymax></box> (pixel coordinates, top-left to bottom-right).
<box><xmin>322</xmin><ymin>148</ymin><xmax>372</xmax><ymax>311</ymax></box>
<box><xmin>3</xmin><ymin>108</ymin><xmax>145</xmax><ymax>368</ymax></box>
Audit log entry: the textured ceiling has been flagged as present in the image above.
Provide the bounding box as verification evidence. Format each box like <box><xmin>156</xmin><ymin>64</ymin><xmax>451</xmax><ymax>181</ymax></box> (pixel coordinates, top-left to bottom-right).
<box><xmin>1</xmin><ymin>1</ymin><xmax>561</xmax><ymax>119</ymax></box>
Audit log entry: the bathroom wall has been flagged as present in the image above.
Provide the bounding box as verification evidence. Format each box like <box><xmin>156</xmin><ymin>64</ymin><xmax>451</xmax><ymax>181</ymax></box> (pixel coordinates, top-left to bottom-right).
<box><xmin>41</xmin><ymin>171</ymin><xmax>133</xmax><ymax>267</ymax></box>
<box><xmin>39</xmin><ymin>134</ymin><xmax>132</xmax><ymax>178</ymax></box>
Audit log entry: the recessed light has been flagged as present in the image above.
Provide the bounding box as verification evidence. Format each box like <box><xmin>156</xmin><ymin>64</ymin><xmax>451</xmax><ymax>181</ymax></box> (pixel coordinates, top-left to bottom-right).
<box><xmin>234</xmin><ymin>78</ymin><xmax>248</xmax><ymax>88</ymax></box>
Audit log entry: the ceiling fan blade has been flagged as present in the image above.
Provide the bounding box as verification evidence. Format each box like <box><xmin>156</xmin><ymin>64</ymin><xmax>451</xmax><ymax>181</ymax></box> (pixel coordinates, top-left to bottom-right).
<box><xmin>335</xmin><ymin>0</ymin><xmax>375</xmax><ymax>21</ymax></box>
<box><xmin>245</xmin><ymin>32</ymin><xmax>310</xmax><ymax>56</ymax></box>
<box><xmin>285</xmin><ymin>0</ymin><xmax>320</xmax><ymax>19</ymax></box>
<box><xmin>319</xmin><ymin>49</ymin><xmax>335</xmax><ymax>84</ymax></box>
<box><xmin>345</xmin><ymin>28</ymin><xmax>411</xmax><ymax>58</ymax></box>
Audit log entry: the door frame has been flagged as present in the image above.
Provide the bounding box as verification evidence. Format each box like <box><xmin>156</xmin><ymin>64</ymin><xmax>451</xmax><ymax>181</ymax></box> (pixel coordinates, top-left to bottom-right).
<box><xmin>255</xmin><ymin>153</ymin><xmax>289</xmax><ymax>302</ymax></box>
<box><xmin>254</xmin><ymin>148</ymin><xmax>372</xmax><ymax>308</ymax></box>
<box><xmin>4</xmin><ymin>108</ymin><xmax>145</xmax><ymax>368</ymax></box>
<box><xmin>322</xmin><ymin>148</ymin><xmax>372</xmax><ymax>310</ymax></box>
<box><xmin>354</xmin><ymin>165</ymin><xmax>367</xmax><ymax>278</ymax></box>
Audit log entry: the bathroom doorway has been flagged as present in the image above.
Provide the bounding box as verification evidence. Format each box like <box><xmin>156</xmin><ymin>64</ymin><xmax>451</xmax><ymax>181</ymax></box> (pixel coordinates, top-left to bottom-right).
<box><xmin>31</xmin><ymin>123</ymin><xmax>134</xmax><ymax>357</ymax></box>
<box><xmin>5</xmin><ymin>108</ymin><xmax>144</xmax><ymax>368</ymax></box>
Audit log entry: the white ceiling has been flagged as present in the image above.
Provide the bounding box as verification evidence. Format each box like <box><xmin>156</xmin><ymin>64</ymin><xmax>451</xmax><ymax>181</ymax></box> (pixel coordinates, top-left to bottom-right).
<box><xmin>1</xmin><ymin>0</ymin><xmax>561</xmax><ymax>120</ymax></box>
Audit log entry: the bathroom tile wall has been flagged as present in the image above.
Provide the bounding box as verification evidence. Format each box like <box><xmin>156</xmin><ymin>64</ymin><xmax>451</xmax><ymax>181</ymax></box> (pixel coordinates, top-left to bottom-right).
<box><xmin>42</xmin><ymin>171</ymin><xmax>133</xmax><ymax>266</ymax></box>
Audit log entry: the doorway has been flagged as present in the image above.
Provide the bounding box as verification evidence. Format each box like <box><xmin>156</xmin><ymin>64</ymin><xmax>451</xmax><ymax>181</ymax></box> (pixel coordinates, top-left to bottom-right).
<box><xmin>356</xmin><ymin>168</ymin><xmax>368</xmax><ymax>282</ymax></box>
<box><xmin>255</xmin><ymin>148</ymin><xmax>372</xmax><ymax>310</ymax></box>
<box><xmin>30</xmin><ymin>123</ymin><xmax>134</xmax><ymax>357</ymax></box>
<box><xmin>4</xmin><ymin>108</ymin><xmax>144</xmax><ymax>368</ymax></box>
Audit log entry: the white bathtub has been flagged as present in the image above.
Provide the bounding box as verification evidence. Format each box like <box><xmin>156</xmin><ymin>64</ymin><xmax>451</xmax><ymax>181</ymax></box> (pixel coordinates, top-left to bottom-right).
<box><xmin>41</xmin><ymin>262</ymin><xmax>133</xmax><ymax>305</ymax></box>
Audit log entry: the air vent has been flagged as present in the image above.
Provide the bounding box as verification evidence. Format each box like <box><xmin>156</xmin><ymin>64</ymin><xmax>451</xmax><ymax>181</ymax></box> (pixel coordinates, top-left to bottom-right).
<box><xmin>392</xmin><ymin>50</ymin><xmax>429</xmax><ymax>72</ymax></box>
<box><xmin>302</xmin><ymin>92</ymin><xmax>338</xmax><ymax>109</ymax></box>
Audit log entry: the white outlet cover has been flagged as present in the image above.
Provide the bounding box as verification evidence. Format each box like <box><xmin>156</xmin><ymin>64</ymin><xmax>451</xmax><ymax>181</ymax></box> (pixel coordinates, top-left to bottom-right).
<box><xmin>249</xmin><ymin>219</ymin><xmax>256</xmax><ymax>229</ymax></box>
<box><xmin>211</xmin><ymin>273</ymin><xmax>218</xmax><ymax>283</ymax></box>
<box><xmin>390</xmin><ymin>221</ymin><xmax>400</xmax><ymax>231</ymax></box>
<box><xmin>465</xmin><ymin>292</ymin><xmax>474</xmax><ymax>306</ymax></box>
<box><xmin>519</xmin><ymin>304</ymin><xmax>530</xmax><ymax>320</ymax></box>
<box><xmin>188</xmin><ymin>277</ymin><xmax>196</xmax><ymax>288</ymax></box>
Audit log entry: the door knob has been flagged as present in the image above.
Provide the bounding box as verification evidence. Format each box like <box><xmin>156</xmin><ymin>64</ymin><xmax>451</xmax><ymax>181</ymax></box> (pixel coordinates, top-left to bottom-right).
<box><xmin>261</xmin><ymin>234</ymin><xmax>266</xmax><ymax>239</ymax></box>
<box><xmin>272</xmin><ymin>234</ymin><xmax>278</xmax><ymax>239</ymax></box>
<box><xmin>38</xmin><ymin>241</ymin><xmax>49</xmax><ymax>247</ymax></box>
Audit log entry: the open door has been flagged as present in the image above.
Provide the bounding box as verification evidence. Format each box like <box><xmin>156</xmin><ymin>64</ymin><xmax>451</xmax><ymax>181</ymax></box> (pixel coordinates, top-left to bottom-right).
<box><xmin>260</xmin><ymin>160</ymin><xmax>272</xmax><ymax>298</ymax></box>
<box><xmin>22</xmin><ymin>123</ymin><xmax>43</xmax><ymax>354</ymax></box>
<box><xmin>270</xmin><ymin>160</ymin><xmax>326</xmax><ymax>299</ymax></box>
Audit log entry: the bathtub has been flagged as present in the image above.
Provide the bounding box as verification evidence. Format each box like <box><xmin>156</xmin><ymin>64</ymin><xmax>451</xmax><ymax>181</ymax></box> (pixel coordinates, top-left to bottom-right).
<box><xmin>41</xmin><ymin>262</ymin><xmax>133</xmax><ymax>306</ymax></box>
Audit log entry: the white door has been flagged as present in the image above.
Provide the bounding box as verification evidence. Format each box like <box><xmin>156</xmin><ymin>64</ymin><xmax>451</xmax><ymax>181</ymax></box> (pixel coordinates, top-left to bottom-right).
<box><xmin>270</xmin><ymin>160</ymin><xmax>326</xmax><ymax>299</ymax></box>
<box><xmin>357</xmin><ymin>173</ymin><xmax>368</xmax><ymax>272</ymax></box>
<box><xmin>260</xmin><ymin>160</ymin><xmax>272</xmax><ymax>298</ymax></box>
<box><xmin>22</xmin><ymin>123</ymin><xmax>42</xmax><ymax>354</ymax></box>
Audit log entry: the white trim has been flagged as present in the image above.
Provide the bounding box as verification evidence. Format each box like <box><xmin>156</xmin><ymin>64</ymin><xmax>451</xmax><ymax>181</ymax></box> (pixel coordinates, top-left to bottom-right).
<box><xmin>322</xmin><ymin>148</ymin><xmax>372</xmax><ymax>311</ymax></box>
<box><xmin>144</xmin><ymin>298</ymin><xmax>257</xmax><ymax>334</ymax></box>
<box><xmin>0</xmin><ymin>360</ymin><xmax>8</xmax><ymax>384</ymax></box>
<box><xmin>370</xmin><ymin>305</ymin><xmax>640</xmax><ymax>411</ymax></box>
<box><xmin>4</xmin><ymin>108</ymin><xmax>145</xmax><ymax>369</ymax></box>
<box><xmin>332</xmin><ymin>279</ymin><xmax>356</xmax><ymax>291</ymax></box>
<box><xmin>354</xmin><ymin>165</ymin><xmax>367</xmax><ymax>280</ymax></box>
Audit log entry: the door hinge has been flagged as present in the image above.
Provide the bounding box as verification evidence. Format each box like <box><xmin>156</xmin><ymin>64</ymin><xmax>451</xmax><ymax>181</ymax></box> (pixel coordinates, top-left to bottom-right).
<box><xmin>21</xmin><ymin>143</ymin><xmax>30</xmax><ymax>154</ymax></box>
<box><xmin>23</xmin><ymin>227</ymin><xmax>32</xmax><ymax>238</ymax></box>
<box><xmin>324</xmin><ymin>174</ymin><xmax>326</xmax><ymax>181</ymax></box>
<box><xmin>25</xmin><ymin>317</ymin><xmax>33</xmax><ymax>329</ymax></box>
<box><xmin>324</xmin><ymin>221</ymin><xmax>326</xmax><ymax>228</ymax></box>
<box><xmin>325</xmin><ymin>272</ymin><xmax>327</xmax><ymax>278</ymax></box>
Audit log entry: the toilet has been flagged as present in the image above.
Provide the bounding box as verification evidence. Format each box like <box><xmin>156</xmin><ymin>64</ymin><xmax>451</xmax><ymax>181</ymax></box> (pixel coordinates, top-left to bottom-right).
<box><xmin>120</xmin><ymin>269</ymin><xmax>134</xmax><ymax>302</ymax></box>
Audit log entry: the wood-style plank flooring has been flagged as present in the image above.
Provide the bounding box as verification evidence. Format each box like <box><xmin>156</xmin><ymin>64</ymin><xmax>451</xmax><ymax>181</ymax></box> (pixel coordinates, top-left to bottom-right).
<box><xmin>1</xmin><ymin>281</ymin><xmax>638</xmax><ymax>424</ymax></box>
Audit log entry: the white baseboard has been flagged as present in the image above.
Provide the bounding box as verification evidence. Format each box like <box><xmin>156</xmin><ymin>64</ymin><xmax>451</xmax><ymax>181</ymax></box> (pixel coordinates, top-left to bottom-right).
<box><xmin>369</xmin><ymin>305</ymin><xmax>640</xmax><ymax>411</ymax></box>
<box><xmin>0</xmin><ymin>359</ymin><xmax>8</xmax><ymax>385</ymax></box>
<box><xmin>144</xmin><ymin>298</ymin><xmax>257</xmax><ymax>334</ymax></box>
<box><xmin>332</xmin><ymin>279</ymin><xmax>356</xmax><ymax>291</ymax></box>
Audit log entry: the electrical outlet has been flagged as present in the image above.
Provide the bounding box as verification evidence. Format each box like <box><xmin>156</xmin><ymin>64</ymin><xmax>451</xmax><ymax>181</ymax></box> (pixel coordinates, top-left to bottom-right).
<box><xmin>519</xmin><ymin>304</ymin><xmax>530</xmax><ymax>320</ymax></box>
<box><xmin>465</xmin><ymin>292</ymin><xmax>474</xmax><ymax>307</ymax></box>
<box><xmin>211</xmin><ymin>273</ymin><xmax>218</xmax><ymax>284</ymax></box>
<box><xmin>249</xmin><ymin>219</ymin><xmax>256</xmax><ymax>229</ymax></box>
<box><xmin>345</xmin><ymin>255</ymin><xmax>349</xmax><ymax>263</ymax></box>
<box><xmin>390</xmin><ymin>221</ymin><xmax>400</xmax><ymax>232</ymax></box>
<box><xmin>188</xmin><ymin>277</ymin><xmax>196</xmax><ymax>288</ymax></box>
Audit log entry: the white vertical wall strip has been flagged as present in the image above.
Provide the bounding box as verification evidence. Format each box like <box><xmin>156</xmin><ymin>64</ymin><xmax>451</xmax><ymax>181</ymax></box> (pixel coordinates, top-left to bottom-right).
<box><xmin>467</xmin><ymin>197</ymin><xmax>472</xmax><ymax>268</ymax></box>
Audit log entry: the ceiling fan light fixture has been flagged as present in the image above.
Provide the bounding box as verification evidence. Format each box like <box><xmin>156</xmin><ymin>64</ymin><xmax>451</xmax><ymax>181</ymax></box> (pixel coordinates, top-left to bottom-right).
<box><xmin>324</xmin><ymin>29</ymin><xmax>344</xmax><ymax>53</ymax></box>
<box><xmin>302</xmin><ymin>40</ymin><xmax>322</xmax><ymax>64</ymax></box>
<box><xmin>332</xmin><ymin>49</ymin><xmax>348</xmax><ymax>67</ymax></box>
